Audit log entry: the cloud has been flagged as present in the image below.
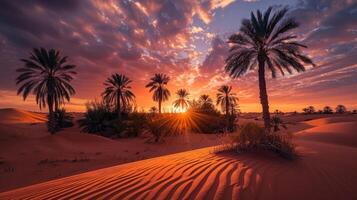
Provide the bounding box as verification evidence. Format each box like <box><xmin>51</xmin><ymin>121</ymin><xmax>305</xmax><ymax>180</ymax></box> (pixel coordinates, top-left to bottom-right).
<box><xmin>0</xmin><ymin>0</ymin><xmax>355</xmax><ymax>112</ymax></box>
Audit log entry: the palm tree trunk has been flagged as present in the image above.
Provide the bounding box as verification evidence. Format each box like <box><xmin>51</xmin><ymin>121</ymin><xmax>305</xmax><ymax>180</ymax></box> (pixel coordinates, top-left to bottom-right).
<box><xmin>54</xmin><ymin>99</ymin><xmax>59</xmax><ymax>112</ymax></box>
<box><xmin>158</xmin><ymin>100</ymin><xmax>162</xmax><ymax>114</ymax></box>
<box><xmin>117</xmin><ymin>94</ymin><xmax>122</xmax><ymax>120</ymax></box>
<box><xmin>258</xmin><ymin>54</ymin><xmax>271</xmax><ymax>132</ymax></box>
<box><xmin>47</xmin><ymin>94</ymin><xmax>55</xmax><ymax>134</ymax></box>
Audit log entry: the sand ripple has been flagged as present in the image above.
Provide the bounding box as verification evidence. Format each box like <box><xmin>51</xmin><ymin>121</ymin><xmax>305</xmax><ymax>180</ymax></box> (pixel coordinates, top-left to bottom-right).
<box><xmin>1</xmin><ymin>141</ymin><xmax>357</xmax><ymax>200</ymax></box>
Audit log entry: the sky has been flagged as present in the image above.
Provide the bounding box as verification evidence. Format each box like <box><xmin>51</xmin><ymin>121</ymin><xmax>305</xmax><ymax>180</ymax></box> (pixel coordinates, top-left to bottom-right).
<box><xmin>0</xmin><ymin>0</ymin><xmax>356</xmax><ymax>112</ymax></box>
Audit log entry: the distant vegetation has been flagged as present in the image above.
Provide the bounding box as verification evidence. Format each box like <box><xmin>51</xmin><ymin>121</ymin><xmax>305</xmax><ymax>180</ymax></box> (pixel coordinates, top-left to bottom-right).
<box><xmin>323</xmin><ymin>106</ymin><xmax>333</xmax><ymax>114</ymax></box>
<box><xmin>75</xmin><ymin>71</ymin><xmax>241</xmax><ymax>141</ymax></box>
<box><xmin>335</xmin><ymin>105</ymin><xmax>347</xmax><ymax>114</ymax></box>
<box><xmin>302</xmin><ymin>106</ymin><xmax>315</xmax><ymax>114</ymax></box>
<box><xmin>302</xmin><ymin>105</ymin><xmax>349</xmax><ymax>114</ymax></box>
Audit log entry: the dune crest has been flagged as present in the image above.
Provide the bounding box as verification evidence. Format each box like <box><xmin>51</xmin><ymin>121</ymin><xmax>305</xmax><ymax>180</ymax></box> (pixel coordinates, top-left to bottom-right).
<box><xmin>0</xmin><ymin>108</ymin><xmax>46</xmax><ymax>124</ymax></box>
<box><xmin>296</xmin><ymin>116</ymin><xmax>357</xmax><ymax>148</ymax></box>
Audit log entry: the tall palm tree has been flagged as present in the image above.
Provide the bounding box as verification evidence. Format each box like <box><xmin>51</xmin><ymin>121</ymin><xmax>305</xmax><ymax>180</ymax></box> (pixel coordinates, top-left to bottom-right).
<box><xmin>216</xmin><ymin>85</ymin><xmax>238</xmax><ymax>117</ymax></box>
<box><xmin>16</xmin><ymin>48</ymin><xmax>76</xmax><ymax>133</ymax></box>
<box><xmin>102</xmin><ymin>73</ymin><xmax>135</xmax><ymax>120</ymax></box>
<box><xmin>225</xmin><ymin>7</ymin><xmax>315</xmax><ymax>131</ymax></box>
<box><xmin>173</xmin><ymin>89</ymin><xmax>190</xmax><ymax>111</ymax></box>
<box><xmin>146</xmin><ymin>73</ymin><xmax>170</xmax><ymax>114</ymax></box>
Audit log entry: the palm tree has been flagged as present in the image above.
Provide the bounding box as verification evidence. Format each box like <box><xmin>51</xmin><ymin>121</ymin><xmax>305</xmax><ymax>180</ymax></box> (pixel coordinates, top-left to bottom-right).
<box><xmin>225</xmin><ymin>7</ymin><xmax>315</xmax><ymax>131</ymax></box>
<box><xmin>199</xmin><ymin>94</ymin><xmax>213</xmax><ymax>106</ymax></box>
<box><xmin>198</xmin><ymin>94</ymin><xmax>214</xmax><ymax>111</ymax></box>
<box><xmin>216</xmin><ymin>85</ymin><xmax>238</xmax><ymax>117</ymax></box>
<box><xmin>102</xmin><ymin>73</ymin><xmax>135</xmax><ymax>120</ymax></box>
<box><xmin>146</xmin><ymin>73</ymin><xmax>171</xmax><ymax>114</ymax></box>
<box><xmin>16</xmin><ymin>48</ymin><xmax>76</xmax><ymax>133</ymax></box>
<box><xmin>173</xmin><ymin>89</ymin><xmax>190</xmax><ymax>111</ymax></box>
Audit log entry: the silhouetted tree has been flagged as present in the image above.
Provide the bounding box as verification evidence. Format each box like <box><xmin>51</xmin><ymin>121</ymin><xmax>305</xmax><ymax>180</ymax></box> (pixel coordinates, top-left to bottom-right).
<box><xmin>323</xmin><ymin>106</ymin><xmax>333</xmax><ymax>114</ymax></box>
<box><xmin>146</xmin><ymin>73</ymin><xmax>170</xmax><ymax>114</ymax></box>
<box><xmin>102</xmin><ymin>73</ymin><xmax>135</xmax><ymax>120</ymax></box>
<box><xmin>225</xmin><ymin>7</ymin><xmax>315</xmax><ymax>131</ymax></box>
<box><xmin>173</xmin><ymin>89</ymin><xmax>190</xmax><ymax>111</ymax></box>
<box><xmin>302</xmin><ymin>106</ymin><xmax>315</xmax><ymax>114</ymax></box>
<box><xmin>335</xmin><ymin>105</ymin><xmax>346</xmax><ymax>114</ymax></box>
<box><xmin>16</xmin><ymin>48</ymin><xmax>76</xmax><ymax>133</ymax></box>
<box><xmin>216</xmin><ymin>85</ymin><xmax>239</xmax><ymax>117</ymax></box>
<box><xmin>198</xmin><ymin>94</ymin><xmax>214</xmax><ymax>110</ymax></box>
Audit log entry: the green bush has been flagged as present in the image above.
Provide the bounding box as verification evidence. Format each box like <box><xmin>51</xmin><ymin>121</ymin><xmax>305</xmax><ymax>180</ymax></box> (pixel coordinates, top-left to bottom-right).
<box><xmin>78</xmin><ymin>101</ymin><xmax>115</xmax><ymax>134</ymax></box>
<box><xmin>146</xmin><ymin>116</ymin><xmax>166</xmax><ymax>142</ymax></box>
<box><xmin>229</xmin><ymin>123</ymin><xmax>296</xmax><ymax>159</ymax></box>
<box><xmin>79</xmin><ymin>101</ymin><xmax>149</xmax><ymax>138</ymax></box>
<box><xmin>189</xmin><ymin>114</ymin><xmax>226</xmax><ymax>134</ymax></box>
<box><xmin>109</xmin><ymin>112</ymin><xmax>148</xmax><ymax>138</ymax></box>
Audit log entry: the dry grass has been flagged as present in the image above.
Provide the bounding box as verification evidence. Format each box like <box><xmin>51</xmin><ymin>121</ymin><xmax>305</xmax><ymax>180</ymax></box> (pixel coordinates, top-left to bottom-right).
<box><xmin>215</xmin><ymin>122</ymin><xmax>297</xmax><ymax>160</ymax></box>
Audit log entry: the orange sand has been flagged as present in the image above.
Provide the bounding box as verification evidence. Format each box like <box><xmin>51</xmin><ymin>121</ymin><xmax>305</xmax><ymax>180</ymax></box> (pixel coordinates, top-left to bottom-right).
<box><xmin>1</xmin><ymin>109</ymin><xmax>357</xmax><ymax>199</ymax></box>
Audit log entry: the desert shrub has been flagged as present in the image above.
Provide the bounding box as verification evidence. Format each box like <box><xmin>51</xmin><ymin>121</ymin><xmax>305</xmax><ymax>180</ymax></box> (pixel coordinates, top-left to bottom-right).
<box><xmin>146</xmin><ymin>116</ymin><xmax>168</xmax><ymax>142</ymax></box>
<box><xmin>78</xmin><ymin>101</ymin><xmax>115</xmax><ymax>133</ymax></box>
<box><xmin>47</xmin><ymin>108</ymin><xmax>73</xmax><ymax>133</ymax></box>
<box><xmin>79</xmin><ymin>100</ymin><xmax>150</xmax><ymax>138</ymax></box>
<box><xmin>227</xmin><ymin>114</ymin><xmax>238</xmax><ymax>132</ymax></box>
<box><xmin>228</xmin><ymin>123</ymin><xmax>296</xmax><ymax>159</ymax></box>
<box><xmin>110</xmin><ymin>112</ymin><xmax>148</xmax><ymax>138</ymax></box>
<box><xmin>127</xmin><ymin>112</ymin><xmax>148</xmax><ymax>137</ymax></box>
<box><xmin>271</xmin><ymin>116</ymin><xmax>287</xmax><ymax>132</ymax></box>
<box><xmin>189</xmin><ymin>114</ymin><xmax>226</xmax><ymax>134</ymax></box>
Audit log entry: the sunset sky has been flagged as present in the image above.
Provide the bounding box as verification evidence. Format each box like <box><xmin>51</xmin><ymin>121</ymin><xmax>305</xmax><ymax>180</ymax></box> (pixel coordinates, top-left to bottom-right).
<box><xmin>0</xmin><ymin>0</ymin><xmax>356</xmax><ymax>112</ymax></box>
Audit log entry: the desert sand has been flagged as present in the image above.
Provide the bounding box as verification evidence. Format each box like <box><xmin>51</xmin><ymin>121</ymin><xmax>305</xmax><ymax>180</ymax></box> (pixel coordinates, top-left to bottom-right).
<box><xmin>1</xmin><ymin>108</ymin><xmax>357</xmax><ymax>199</ymax></box>
<box><xmin>0</xmin><ymin>108</ymin><xmax>231</xmax><ymax>192</ymax></box>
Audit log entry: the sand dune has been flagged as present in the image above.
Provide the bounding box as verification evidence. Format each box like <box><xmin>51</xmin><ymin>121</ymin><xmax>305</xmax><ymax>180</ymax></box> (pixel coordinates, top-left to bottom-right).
<box><xmin>1</xmin><ymin>109</ymin><xmax>357</xmax><ymax>199</ymax></box>
<box><xmin>0</xmin><ymin>108</ymin><xmax>231</xmax><ymax>192</ymax></box>
<box><xmin>1</xmin><ymin>140</ymin><xmax>357</xmax><ymax>200</ymax></box>
<box><xmin>0</xmin><ymin>108</ymin><xmax>46</xmax><ymax>124</ymax></box>
<box><xmin>296</xmin><ymin>116</ymin><xmax>357</xmax><ymax>147</ymax></box>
